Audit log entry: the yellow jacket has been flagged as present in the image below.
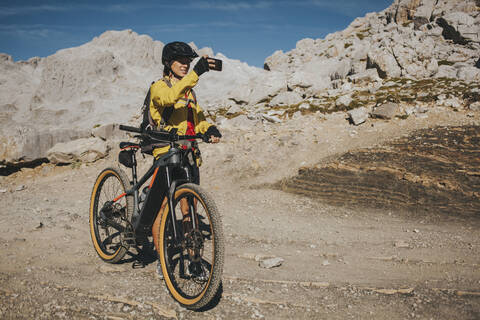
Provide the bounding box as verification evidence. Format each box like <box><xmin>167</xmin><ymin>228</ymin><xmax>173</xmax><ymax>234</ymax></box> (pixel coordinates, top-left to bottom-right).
<box><xmin>149</xmin><ymin>71</ymin><xmax>213</xmax><ymax>158</ymax></box>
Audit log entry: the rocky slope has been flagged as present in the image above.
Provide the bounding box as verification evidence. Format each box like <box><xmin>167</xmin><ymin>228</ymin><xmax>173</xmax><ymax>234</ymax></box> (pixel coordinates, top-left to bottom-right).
<box><xmin>0</xmin><ymin>0</ymin><xmax>479</xmax><ymax>169</ymax></box>
<box><xmin>280</xmin><ymin>125</ymin><xmax>480</xmax><ymax>216</ymax></box>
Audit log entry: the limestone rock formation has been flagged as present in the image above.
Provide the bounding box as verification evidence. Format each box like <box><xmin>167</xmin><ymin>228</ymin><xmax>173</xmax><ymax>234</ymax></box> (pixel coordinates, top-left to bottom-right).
<box><xmin>264</xmin><ymin>0</ymin><xmax>479</xmax><ymax>83</ymax></box>
<box><xmin>1</xmin><ymin>0</ymin><xmax>479</xmax><ymax>167</ymax></box>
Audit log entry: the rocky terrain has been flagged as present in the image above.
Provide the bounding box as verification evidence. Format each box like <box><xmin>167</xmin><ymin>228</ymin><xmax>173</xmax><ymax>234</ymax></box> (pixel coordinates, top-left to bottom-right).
<box><xmin>281</xmin><ymin>125</ymin><xmax>480</xmax><ymax>216</ymax></box>
<box><xmin>0</xmin><ymin>0</ymin><xmax>479</xmax><ymax>318</ymax></box>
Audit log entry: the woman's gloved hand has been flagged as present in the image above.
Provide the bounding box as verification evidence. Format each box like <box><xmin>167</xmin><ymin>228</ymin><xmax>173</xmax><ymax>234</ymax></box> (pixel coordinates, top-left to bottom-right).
<box><xmin>203</xmin><ymin>126</ymin><xmax>221</xmax><ymax>143</ymax></box>
<box><xmin>193</xmin><ymin>57</ymin><xmax>209</xmax><ymax>76</ymax></box>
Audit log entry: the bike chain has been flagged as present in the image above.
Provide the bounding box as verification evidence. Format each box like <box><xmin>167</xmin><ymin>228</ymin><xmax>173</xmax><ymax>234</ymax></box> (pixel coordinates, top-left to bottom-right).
<box><xmin>120</xmin><ymin>211</ymin><xmax>136</xmax><ymax>247</ymax></box>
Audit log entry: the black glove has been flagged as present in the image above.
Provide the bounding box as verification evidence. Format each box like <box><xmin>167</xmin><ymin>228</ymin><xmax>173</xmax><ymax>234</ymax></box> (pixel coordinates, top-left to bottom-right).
<box><xmin>203</xmin><ymin>126</ymin><xmax>222</xmax><ymax>142</ymax></box>
<box><xmin>193</xmin><ymin>57</ymin><xmax>209</xmax><ymax>76</ymax></box>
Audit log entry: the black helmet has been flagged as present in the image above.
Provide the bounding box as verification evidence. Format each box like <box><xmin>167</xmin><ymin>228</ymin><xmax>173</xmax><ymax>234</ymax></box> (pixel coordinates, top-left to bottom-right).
<box><xmin>162</xmin><ymin>41</ymin><xmax>198</xmax><ymax>66</ymax></box>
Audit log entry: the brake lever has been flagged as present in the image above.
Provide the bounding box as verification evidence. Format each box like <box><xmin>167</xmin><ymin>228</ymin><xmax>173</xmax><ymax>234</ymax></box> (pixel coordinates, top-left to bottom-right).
<box><xmin>168</xmin><ymin>128</ymin><xmax>179</xmax><ymax>141</ymax></box>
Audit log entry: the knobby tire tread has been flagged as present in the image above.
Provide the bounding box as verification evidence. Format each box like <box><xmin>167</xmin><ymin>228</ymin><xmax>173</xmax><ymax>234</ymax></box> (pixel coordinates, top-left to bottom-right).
<box><xmin>89</xmin><ymin>167</ymin><xmax>133</xmax><ymax>264</ymax></box>
<box><xmin>158</xmin><ymin>183</ymin><xmax>224</xmax><ymax>310</ymax></box>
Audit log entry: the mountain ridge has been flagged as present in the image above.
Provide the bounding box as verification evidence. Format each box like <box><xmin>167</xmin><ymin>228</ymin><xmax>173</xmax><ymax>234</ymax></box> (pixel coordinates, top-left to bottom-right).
<box><xmin>0</xmin><ymin>0</ymin><xmax>479</xmax><ymax>166</ymax></box>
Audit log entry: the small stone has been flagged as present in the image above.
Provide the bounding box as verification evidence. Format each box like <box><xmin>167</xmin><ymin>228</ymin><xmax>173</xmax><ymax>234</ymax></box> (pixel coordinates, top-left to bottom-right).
<box><xmin>262</xmin><ymin>114</ymin><xmax>282</xmax><ymax>123</ymax></box>
<box><xmin>336</xmin><ymin>94</ymin><xmax>353</xmax><ymax>108</ymax></box>
<box><xmin>15</xmin><ymin>185</ymin><xmax>26</xmax><ymax>192</ymax></box>
<box><xmin>414</xmin><ymin>106</ymin><xmax>428</xmax><ymax>114</ymax></box>
<box><xmin>394</xmin><ymin>240</ymin><xmax>410</xmax><ymax>248</ymax></box>
<box><xmin>413</xmin><ymin>229</ymin><xmax>420</xmax><ymax>233</ymax></box>
<box><xmin>322</xmin><ymin>260</ymin><xmax>330</xmax><ymax>266</ymax></box>
<box><xmin>469</xmin><ymin>101</ymin><xmax>480</xmax><ymax>111</ymax></box>
<box><xmin>226</xmin><ymin>105</ymin><xmax>242</xmax><ymax>115</ymax></box>
<box><xmin>0</xmin><ymin>189</ymin><xmax>7</xmax><ymax>193</ymax></box>
<box><xmin>372</xmin><ymin>102</ymin><xmax>399</xmax><ymax>119</ymax></box>
<box><xmin>405</xmin><ymin>106</ymin><xmax>415</xmax><ymax>115</ymax></box>
<box><xmin>99</xmin><ymin>265</ymin><xmax>124</xmax><ymax>273</ymax></box>
<box><xmin>416</xmin><ymin>113</ymin><xmax>428</xmax><ymax>119</ymax></box>
<box><xmin>255</xmin><ymin>254</ymin><xmax>275</xmax><ymax>262</ymax></box>
<box><xmin>299</xmin><ymin>102</ymin><xmax>310</xmax><ymax>110</ymax></box>
<box><xmin>259</xmin><ymin>257</ymin><xmax>284</xmax><ymax>269</ymax></box>
<box><xmin>347</xmin><ymin>107</ymin><xmax>369</xmax><ymax>126</ymax></box>
<box><xmin>292</xmin><ymin>111</ymin><xmax>302</xmax><ymax>119</ymax></box>
<box><xmin>156</xmin><ymin>263</ymin><xmax>164</xmax><ymax>279</ymax></box>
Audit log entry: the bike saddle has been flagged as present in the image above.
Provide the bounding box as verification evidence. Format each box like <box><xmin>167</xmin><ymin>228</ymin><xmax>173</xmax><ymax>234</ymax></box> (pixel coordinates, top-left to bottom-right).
<box><xmin>119</xmin><ymin>141</ymin><xmax>141</xmax><ymax>149</ymax></box>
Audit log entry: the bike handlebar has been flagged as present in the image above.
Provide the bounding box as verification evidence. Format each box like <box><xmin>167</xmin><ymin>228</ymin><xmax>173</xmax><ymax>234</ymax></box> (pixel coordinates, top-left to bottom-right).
<box><xmin>119</xmin><ymin>125</ymin><xmax>204</xmax><ymax>142</ymax></box>
<box><xmin>119</xmin><ymin>125</ymin><xmax>141</xmax><ymax>133</ymax></box>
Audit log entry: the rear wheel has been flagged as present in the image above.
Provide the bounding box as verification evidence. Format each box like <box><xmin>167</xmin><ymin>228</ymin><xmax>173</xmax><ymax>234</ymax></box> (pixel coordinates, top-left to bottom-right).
<box><xmin>157</xmin><ymin>183</ymin><xmax>224</xmax><ymax>310</ymax></box>
<box><xmin>89</xmin><ymin>167</ymin><xmax>133</xmax><ymax>263</ymax></box>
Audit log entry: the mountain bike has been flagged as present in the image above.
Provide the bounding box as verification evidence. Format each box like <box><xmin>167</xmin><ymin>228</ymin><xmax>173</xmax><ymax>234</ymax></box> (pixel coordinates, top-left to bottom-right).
<box><xmin>89</xmin><ymin>125</ymin><xmax>224</xmax><ymax>310</ymax></box>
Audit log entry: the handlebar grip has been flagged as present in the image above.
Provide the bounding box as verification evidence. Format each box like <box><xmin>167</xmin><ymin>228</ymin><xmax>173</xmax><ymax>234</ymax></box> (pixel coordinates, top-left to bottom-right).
<box><xmin>119</xmin><ymin>125</ymin><xmax>142</xmax><ymax>133</ymax></box>
<box><xmin>177</xmin><ymin>133</ymin><xmax>205</xmax><ymax>141</ymax></box>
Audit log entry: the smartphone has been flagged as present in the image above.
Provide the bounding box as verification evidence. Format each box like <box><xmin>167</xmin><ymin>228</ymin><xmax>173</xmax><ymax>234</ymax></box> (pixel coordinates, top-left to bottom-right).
<box><xmin>208</xmin><ymin>58</ymin><xmax>222</xmax><ymax>71</ymax></box>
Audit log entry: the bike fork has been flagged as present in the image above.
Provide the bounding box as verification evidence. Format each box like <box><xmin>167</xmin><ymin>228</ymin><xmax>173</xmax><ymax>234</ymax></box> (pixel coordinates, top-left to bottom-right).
<box><xmin>165</xmin><ymin>167</ymin><xmax>194</xmax><ymax>241</ymax></box>
<box><xmin>165</xmin><ymin>166</ymin><xmax>179</xmax><ymax>240</ymax></box>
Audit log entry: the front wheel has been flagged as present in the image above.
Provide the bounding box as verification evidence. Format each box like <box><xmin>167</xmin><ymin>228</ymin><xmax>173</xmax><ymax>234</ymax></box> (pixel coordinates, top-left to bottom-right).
<box><xmin>157</xmin><ymin>183</ymin><xmax>224</xmax><ymax>310</ymax></box>
<box><xmin>89</xmin><ymin>167</ymin><xmax>133</xmax><ymax>263</ymax></box>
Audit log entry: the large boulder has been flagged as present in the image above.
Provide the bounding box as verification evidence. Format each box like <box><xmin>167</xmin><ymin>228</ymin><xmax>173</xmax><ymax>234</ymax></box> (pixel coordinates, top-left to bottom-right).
<box><xmin>264</xmin><ymin>50</ymin><xmax>289</xmax><ymax>71</ymax></box>
<box><xmin>92</xmin><ymin>123</ymin><xmax>125</xmax><ymax>141</ymax></box>
<box><xmin>367</xmin><ymin>50</ymin><xmax>402</xmax><ymax>78</ymax></box>
<box><xmin>47</xmin><ymin>137</ymin><xmax>109</xmax><ymax>164</ymax></box>
<box><xmin>348</xmin><ymin>107</ymin><xmax>369</xmax><ymax>125</ymax></box>
<box><xmin>249</xmin><ymin>72</ymin><xmax>287</xmax><ymax>105</ymax></box>
<box><xmin>457</xmin><ymin>66</ymin><xmax>480</xmax><ymax>81</ymax></box>
<box><xmin>269</xmin><ymin>91</ymin><xmax>303</xmax><ymax>107</ymax></box>
<box><xmin>348</xmin><ymin>69</ymin><xmax>381</xmax><ymax>84</ymax></box>
<box><xmin>0</xmin><ymin>128</ymin><xmax>89</xmax><ymax>164</ymax></box>
<box><xmin>226</xmin><ymin>71</ymin><xmax>288</xmax><ymax>106</ymax></box>
<box><xmin>435</xmin><ymin>65</ymin><xmax>458</xmax><ymax>78</ymax></box>
<box><xmin>218</xmin><ymin>115</ymin><xmax>257</xmax><ymax>131</ymax></box>
<box><xmin>413</xmin><ymin>0</ymin><xmax>437</xmax><ymax>28</ymax></box>
<box><xmin>372</xmin><ymin>102</ymin><xmax>399</xmax><ymax>120</ymax></box>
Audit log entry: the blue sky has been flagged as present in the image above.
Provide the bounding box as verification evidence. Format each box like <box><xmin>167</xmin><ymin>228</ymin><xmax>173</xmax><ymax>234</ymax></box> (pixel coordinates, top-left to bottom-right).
<box><xmin>0</xmin><ymin>0</ymin><xmax>392</xmax><ymax>67</ymax></box>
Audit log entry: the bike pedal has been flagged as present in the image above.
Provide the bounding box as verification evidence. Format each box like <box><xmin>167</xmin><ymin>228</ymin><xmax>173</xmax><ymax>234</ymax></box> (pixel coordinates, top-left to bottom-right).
<box><xmin>123</xmin><ymin>232</ymin><xmax>136</xmax><ymax>246</ymax></box>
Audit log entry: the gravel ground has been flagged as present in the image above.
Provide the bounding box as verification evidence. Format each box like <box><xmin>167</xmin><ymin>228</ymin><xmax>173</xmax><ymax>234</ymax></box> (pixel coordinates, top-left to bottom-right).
<box><xmin>1</xmin><ymin>108</ymin><xmax>479</xmax><ymax>319</ymax></box>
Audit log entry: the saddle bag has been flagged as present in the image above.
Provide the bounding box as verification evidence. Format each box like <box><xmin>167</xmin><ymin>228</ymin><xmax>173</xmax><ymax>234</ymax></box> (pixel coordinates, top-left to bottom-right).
<box><xmin>118</xmin><ymin>149</ymin><xmax>135</xmax><ymax>168</ymax></box>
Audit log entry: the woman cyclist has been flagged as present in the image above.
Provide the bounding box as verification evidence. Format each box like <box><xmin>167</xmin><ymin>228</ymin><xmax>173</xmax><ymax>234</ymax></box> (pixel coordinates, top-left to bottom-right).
<box><xmin>148</xmin><ymin>41</ymin><xmax>222</xmax><ymax>274</ymax></box>
<box><xmin>148</xmin><ymin>41</ymin><xmax>222</xmax><ymax>156</ymax></box>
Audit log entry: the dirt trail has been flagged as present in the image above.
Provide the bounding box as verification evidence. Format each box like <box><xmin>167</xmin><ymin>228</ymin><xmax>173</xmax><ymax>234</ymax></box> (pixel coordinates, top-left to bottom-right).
<box><xmin>1</xmin><ymin>109</ymin><xmax>479</xmax><ymax>319</ymax></box>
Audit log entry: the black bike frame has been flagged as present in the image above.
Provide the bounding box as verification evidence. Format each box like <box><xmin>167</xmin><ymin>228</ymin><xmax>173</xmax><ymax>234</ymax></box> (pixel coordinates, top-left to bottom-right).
<box><xmin>116</xmin><ymin>126</ymin><xmax>203</xmax><ymax>244</ymax></box>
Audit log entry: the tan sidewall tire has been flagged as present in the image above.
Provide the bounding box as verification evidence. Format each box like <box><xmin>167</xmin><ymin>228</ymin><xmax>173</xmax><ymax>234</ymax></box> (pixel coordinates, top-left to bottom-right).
<box><xmin>158</xmin><ymin>183</ymin><xmax>224</xmax><ymax>309</ymax></box>
<box><xmin>89</xmin><ymin>167</ymin><xmax>133</xmax><ymax>263</ymax></box>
